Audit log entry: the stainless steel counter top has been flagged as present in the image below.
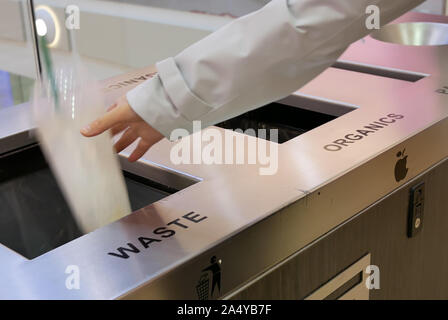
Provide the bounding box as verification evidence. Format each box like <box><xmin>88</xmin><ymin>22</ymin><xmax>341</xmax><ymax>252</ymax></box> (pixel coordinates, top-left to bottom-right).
<box><xmin>0</xmin><ymin>12</ymin><xmax>447</xmax><ymax>299</ymax></box>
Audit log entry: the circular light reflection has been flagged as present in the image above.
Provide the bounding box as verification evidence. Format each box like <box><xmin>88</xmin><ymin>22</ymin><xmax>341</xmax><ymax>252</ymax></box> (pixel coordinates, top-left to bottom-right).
<box><xmin>35</xmin><ymin>5</ymin><xmax>61</xmax><ymax>48</ymax></box>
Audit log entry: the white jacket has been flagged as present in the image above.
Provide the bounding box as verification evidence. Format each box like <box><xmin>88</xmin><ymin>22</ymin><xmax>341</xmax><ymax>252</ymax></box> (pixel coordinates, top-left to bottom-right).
<box><xmin>126</xmin><ymin>0</ymin><xmax>424</xmax><ymax>139</ymax></box>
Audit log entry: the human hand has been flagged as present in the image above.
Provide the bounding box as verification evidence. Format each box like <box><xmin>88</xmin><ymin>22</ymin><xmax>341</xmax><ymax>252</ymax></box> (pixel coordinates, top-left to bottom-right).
<box><xmin>81</xmin><ymin>95</ymin><xmax>164</xmax><ymax>162</ymax></box>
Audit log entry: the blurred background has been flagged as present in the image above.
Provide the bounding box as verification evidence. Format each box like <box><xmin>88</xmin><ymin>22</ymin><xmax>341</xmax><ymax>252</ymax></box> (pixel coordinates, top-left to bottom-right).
<box><xmin>0</xmin><ymin>0</ymin><xmax>446</xmax><ymax>110</ymax></box>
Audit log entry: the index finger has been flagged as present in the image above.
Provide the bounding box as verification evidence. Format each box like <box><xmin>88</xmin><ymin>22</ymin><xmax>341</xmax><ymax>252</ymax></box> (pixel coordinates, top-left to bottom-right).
<box><xmin>80</xmin><ymin>104</ymin><xmax>128</xmax><ymax>137</ymax></box>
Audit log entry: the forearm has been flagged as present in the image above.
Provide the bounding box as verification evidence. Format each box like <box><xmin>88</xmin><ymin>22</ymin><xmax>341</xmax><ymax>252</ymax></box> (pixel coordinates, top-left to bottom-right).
<box><xmin>127</xmin><ymin>0</ymin><xmax>424</xmax><ymax>138</ymax></box>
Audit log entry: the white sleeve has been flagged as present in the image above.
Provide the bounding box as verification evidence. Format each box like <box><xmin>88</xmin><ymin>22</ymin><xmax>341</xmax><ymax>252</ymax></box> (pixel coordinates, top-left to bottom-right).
<box><xmin>127</xmin><ymin>0</ymin><xmax>424</xmax><ymax>139</ymax></box>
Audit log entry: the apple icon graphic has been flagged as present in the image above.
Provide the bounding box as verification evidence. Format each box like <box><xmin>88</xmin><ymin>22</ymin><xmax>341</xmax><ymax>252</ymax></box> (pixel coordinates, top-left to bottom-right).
<box><xmin>394</xmin><ymin>149</ymin><xmax>408</xmax><ymax>182</ymax></box>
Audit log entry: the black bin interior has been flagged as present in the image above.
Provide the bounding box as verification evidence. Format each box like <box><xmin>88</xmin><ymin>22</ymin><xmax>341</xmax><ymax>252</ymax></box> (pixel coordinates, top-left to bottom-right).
<box><xmin>0</xmin><ymin>145</ymin><xmax>175</xmax><ymax>259</ymax></box>
<box><xmin>217</xmin><ymin>102</ymin><xmax>339</xmax><ymax>144</ymax></box>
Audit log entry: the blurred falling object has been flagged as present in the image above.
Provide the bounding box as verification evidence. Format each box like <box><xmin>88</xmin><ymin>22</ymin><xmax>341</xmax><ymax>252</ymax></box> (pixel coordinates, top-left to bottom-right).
<box><xmin>33</xmin><ymin>36</ymin><xmax>131</xmax><ymax>233</ymax></box>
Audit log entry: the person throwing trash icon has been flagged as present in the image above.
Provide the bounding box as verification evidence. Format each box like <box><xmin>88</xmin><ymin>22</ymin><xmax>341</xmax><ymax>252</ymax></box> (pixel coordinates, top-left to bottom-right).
<box><xmin>202</xmin><ymin>256</ymin><xmax>222</xmax><ymax>296</ymax></box>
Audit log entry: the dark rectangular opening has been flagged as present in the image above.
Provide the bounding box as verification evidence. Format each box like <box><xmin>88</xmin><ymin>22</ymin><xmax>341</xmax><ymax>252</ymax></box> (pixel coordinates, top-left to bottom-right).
<box><xmin>324</xmin><ymin>271</ymin><xmax>363</xmax><ymax>300</ymax></box>
<box><xmin>216</xmin><ymin>98</ymin><xmax>355</xmax><ymax>144</ymax></box>
<box><xmin>333</xmin><ymin>61</ymin><xmax>427</xmax><ymax>82</ymax></box>
<box><xmin>0</xmin><ymin>144</ymin><xmax>189</xmax><ymax>259</ymax></box>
